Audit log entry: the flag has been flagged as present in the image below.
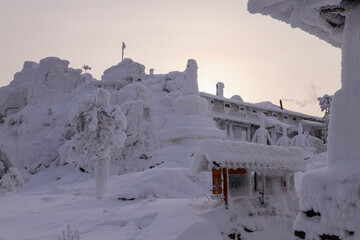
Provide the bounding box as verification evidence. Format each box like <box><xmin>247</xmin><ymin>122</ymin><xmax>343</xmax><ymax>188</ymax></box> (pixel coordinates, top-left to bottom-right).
<box><xmin>122</xmin><ymin>42</ymin><xmax>126</xmax><ymax>49</ymax></box>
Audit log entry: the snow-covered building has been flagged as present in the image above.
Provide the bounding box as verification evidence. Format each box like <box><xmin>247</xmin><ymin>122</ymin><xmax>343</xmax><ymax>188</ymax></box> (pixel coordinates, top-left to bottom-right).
<box><xmin>193</xmin><ymin>139</ymin><xmax>305</xmax><ymax>208</ymax></box>
<box><xmin>200</xmin><ymin>85</ymin><xmax>324</xmax><ymax>147</ymax></box>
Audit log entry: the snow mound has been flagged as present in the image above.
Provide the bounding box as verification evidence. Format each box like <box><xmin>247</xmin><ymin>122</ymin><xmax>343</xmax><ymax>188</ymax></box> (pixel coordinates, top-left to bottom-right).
<box><xmin>230</xmin><ymin>95</ymin><xmax>244</xmax><ymax>102</ymax></box>
<box><xmin>294</xmin><ymin>161</ymin><xmax>360</xmax><ymax>239</ymax></box>
<box><xmin>101</xmin><ymin>58</ymin><xmax>145</xmax><ymax>83</ymax></box>
<box><xmin>116</xmin><ymin>168</ymin><xmax>210</xmax><ymax>200</ymax></box>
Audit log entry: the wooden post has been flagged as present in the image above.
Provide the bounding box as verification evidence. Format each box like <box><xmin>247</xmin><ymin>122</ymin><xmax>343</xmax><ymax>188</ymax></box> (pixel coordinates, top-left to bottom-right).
<box><xmin>261</xmin><ymin>175</ymin><xmax>265</xmax><ymax>204</ymax></box>
<box><xmin>212</xmin><ymin>168</ymin><xmax>222</xmax><ymax>194</ymax></box>
<box><xmin>222</xmin><ymin>168</ymin><xmax>228</xmax><ymax>209</ymax></box>
<box><xmin>254</xmin><ymin>172</ymin><xmax>258</xmax><ymax>192</ymax></box>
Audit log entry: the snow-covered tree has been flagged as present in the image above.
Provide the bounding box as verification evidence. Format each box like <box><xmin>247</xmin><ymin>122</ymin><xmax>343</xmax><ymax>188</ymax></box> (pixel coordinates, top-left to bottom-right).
<box><xmin>67</xmin><ymin>89</ymin><xmax>127</xmax><ymax>199</ymax></box>
<box><xmin>318</xmin><ymin>94</ymin><xmax>332</xmax><ymax>119</ymax></box>
<box><xmin>317</xmin><ymin>94</ymin><xmax>332</xmax><ymax>141</ymax></box>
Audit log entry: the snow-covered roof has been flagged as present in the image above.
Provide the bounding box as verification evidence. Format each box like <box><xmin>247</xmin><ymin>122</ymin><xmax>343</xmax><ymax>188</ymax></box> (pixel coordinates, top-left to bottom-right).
<box><xmin>192</xmin><ymin>139</ymin><xmax>306</xmax><ymax>174</ymax></box>
<box><xmin>200</xmin><ymin>92</ymin><xmax>323</xmax><ymax>122</ymax></box>
<box><xmin>247</xmin><ymin>0</ymin><xmax>349</xmax><ymax>48</ymax></box>
<box><xmin>300</xmin><ymin>119</ymin><xmax>324</xmax><ymax>128</ymax></box>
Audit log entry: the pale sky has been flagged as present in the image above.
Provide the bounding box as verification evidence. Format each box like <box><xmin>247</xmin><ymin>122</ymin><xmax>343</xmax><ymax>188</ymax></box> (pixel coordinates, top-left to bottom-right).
<box><xmin>0</xmin><ymin>0</ymin><xmax>341</xmax><ymax>116</ymax></box>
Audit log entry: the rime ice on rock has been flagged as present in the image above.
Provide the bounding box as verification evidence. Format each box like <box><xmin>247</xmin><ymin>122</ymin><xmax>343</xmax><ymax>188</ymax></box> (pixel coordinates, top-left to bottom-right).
<box><xmin>101</xmin><ymin>58</ymin><xmax>145</xmax><ymax>87</ymax></box>
<box><xmin>152</xmin><ymin>59</ymin><xmax>226</xmax><ymax>167</ymax></box>
<box><xmin>248</xmin><ymin>1</ymin><xmax>360</xmax><ymax>238</ymax></box>
<box><xmin>0</xmin><ymin>57</ymin><xmax>84</xmax><ymax>173</ymax></box>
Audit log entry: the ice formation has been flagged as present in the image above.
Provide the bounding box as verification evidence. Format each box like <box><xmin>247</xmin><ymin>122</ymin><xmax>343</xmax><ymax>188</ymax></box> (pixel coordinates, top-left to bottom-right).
<box><xmin>248</xmin><ymin>0</ymin><xmax>360</xmax><ymax>238</ymax></box>
<box><xmin>0</xmin><ymin>57</ymin><xmax>83</xmax><ymax>173</ymax></box>
<box><xmin>193</xmin><ymin>140</ymin><xmax>305</xmax><ymax>174</ymax></box>
<box><xmin>0</xmin><ymin>57</ymin><xmax>186</xmax><ymax>177</ymax></box>
<box><xmin>0</xmin><ymin>54</ymin><xmax>324</xmax><ymax>238</ymax></box>
<box><xmin>251</xmin><ymin>113</ymin><xmax>273</xmax><ymax>145</ymax></box>
<box><xmin>192</xmin><ymin>139</ymin><xmax>305</xmax><ymax>237</ymax></box>
<box><xmin>290</xmin><ymin>124</ymin><xmax>310</xmax><ymax>148</ymax></box>
<box><xmin>276</xmin><ymin>127</ymin><xmax>290</xmax><ymax>146</ymax></box>
<box><xmin>64</xmin><ymin>89</ymin><xmax>127</xmax><ymax>198</ymax></box>
<box><xmin>152</xmin><ymin>59</ymin><xmax>226</xmax><ymax>167</ymax></box>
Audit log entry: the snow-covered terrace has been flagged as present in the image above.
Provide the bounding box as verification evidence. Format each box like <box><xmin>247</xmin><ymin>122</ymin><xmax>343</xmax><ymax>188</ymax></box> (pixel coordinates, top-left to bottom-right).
<box><xmin>192</xmin><ymin>139</ymin><xmax>306</xmax><ymax>174</ymax></box>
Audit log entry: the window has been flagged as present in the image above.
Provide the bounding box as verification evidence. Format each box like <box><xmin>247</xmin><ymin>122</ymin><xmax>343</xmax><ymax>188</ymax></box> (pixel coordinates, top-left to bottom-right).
<box><xmin>252</xmin><ymin>109</ymin><xmax>257</xmax><ymax>113</ymax></box>
<box><xmin>228</xmin><ymin>168</ymin><xmax>250</xmax><ymax>196</ymax></box>
<box><xmin>265</xmin><ymin>175</ymin><xmax>283</xmax><ymax>194</ymax></box>
<box><xmin>284</xmin><ymin>116</ymin><xmax>288</xmax><ymax>119</ymax></box>
<box><xmin>225</xmin><ymin>103</ymin><xmax>230</xmax><ymax>108</ymax></box>
<box><xmin>292</xmin><ymin>117</ymin><xmax>297</xmax><ymax>121</ymax></box>
<box><xmin>315</xmin><ymin>130</ymin><xmax>322</xmax><ymax>139</ymax></box>
<box><xmin>273</xmin><ymin>113</ymin><xmax>278</xmax><ymax>117</ymax></box>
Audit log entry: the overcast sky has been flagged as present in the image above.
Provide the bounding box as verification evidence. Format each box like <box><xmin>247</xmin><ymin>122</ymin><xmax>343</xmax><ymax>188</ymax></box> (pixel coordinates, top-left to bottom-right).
<box><xmin>0</xmin><ymin>0</ymin><xmax>341</xmax><ymax>116</ymax></box>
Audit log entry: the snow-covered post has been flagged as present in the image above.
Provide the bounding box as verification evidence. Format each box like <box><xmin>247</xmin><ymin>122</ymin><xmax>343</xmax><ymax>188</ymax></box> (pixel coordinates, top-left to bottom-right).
<box><xmin>69</xmin><ymin>89</ymin><xmax>127</xmax><ymax>199</ymax></box>
<box><xmin>216</xmin><ymin>82</ymin><xmax>224</xmax><ymax>97</ymax></box>
<box><xmin>247</xmin><ymin>1</ymin><xmax>360</xmax><ymax>238</ymax></box>
<box><xmin>252</xmin><ymin>113</ymin><xmax>273</xmax><ymax>145</ymax></box>
<box><xmin>327</xmin><ymin>5</ymin><xmax>360</xmax><ymax>166</ymax></box>
<box><xmin>276</xmin><ymin>127</ymin><xmax>290</xmax><ymax>146</ymax></box>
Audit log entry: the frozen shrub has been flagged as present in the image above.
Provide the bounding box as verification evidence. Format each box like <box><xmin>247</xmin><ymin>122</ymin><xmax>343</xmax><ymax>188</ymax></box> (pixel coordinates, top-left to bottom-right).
<box><xmin>58</xmin><ymin>224</ymin><xmax>80</xmax><ymax>240</ymax></box>
<box><xmin>0</xmin><ymin>167</ymin><xmax>24</xmax><ymax>193</ymax></box>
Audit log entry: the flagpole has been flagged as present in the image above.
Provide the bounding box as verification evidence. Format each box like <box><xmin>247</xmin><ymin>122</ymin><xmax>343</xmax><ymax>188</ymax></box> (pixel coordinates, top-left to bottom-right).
<box><xmin>122</xmin><ymin>42</ymin><xmax>126</xmax><ymax>61</ymax></box>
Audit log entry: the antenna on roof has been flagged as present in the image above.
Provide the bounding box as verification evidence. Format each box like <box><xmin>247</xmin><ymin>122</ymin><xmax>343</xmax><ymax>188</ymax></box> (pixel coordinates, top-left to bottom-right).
<box><xmin>122</xmin><ymin>42</ymin><xmax>126</xmax><ymax>61</ymax></box>
<box><xmin>280</xmin><ymin>99</ymin><xmax>283</xmax><ymax>110</ymax></box>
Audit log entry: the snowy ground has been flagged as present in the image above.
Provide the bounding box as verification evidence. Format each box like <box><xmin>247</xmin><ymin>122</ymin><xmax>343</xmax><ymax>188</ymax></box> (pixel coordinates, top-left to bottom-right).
<box><xmin>0</xmin><ymin>153</ymin><xmax>328</xmax><ymax>240</ymax></box>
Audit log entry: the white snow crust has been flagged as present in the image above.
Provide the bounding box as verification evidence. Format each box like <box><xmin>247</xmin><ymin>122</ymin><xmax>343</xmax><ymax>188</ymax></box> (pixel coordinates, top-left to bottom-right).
<box><xmin>247</xmin><ymin>0</ymin><xmax>344</xmax><ymax>48</ymax></box>
<box><xmin>0</xmin><ymin>56</ymin><xmax>321</xmax><ymax>239</ymax></box>
<box><xmin>192</xmin><ymin>139</ymin><xmax>306</xmax><ymax>174</ymax></box>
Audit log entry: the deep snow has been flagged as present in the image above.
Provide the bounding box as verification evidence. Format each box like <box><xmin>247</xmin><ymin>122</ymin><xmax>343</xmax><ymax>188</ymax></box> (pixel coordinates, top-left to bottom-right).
<box><xmin>0</xmin><ymin>153</ymin><xmax>327</xmax><ymax>240</ymax></box>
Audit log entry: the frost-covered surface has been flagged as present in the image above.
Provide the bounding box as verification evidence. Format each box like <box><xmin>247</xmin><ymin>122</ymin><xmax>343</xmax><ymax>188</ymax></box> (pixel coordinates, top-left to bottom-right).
<box><xmin>65</xmin><ymin>89</ymin><xmax>127</xmax><ymax>199</ymax></box>
<box><xmin>151</xmin><ymin>59</ymin><xmax>225</xmax><ymax>168</ymax></box>
<box><xmin>192</xmin><ymin>139</ymin><xmax>305</xmax><ymax>174</ymax></box>
<box><xmin>294</xmin><ymin>161</ymin><xmax>360</xmax><ymax>239</ymax></box>
<box><xmin>64</xmin><ymin>89</ymin><xmax>127</xmax><ymax>174</ymax></box>
<box><xmin>247</xmin><ymin>0</ymin><xmax>345</xmax><ymax>48</ymax></box>
<box><xmin>276</xmin><ymin>127</ymin><xmax>291</xmax><ymax>146</ymax></box>
<box><xmin>248</xmin><ymin>1</ymin><xmax>360</xmax><ymax>238</ymax></box>
<box><xmin>251</xmin><ymin>113</ymin><xmax>274</xmax><ymax>145</ymax></box>
<box><xmin>0</xmin><ymin>152</ymin><xmax>328</xmax><ymax>240</ymax></box>
<box><xmin>0</xmin><ymin>56</ymin><xmax>328</xmax><ymax>239</ymax></box>
<box><xmin>0</xmin><ymin>57</ymin><xmax>194</xmax><ymax>175</ymax></box>
<box><xmin>0</xmin><ymin>57</ymin><xmax>84</xmax><ymax>173</ymax></box>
